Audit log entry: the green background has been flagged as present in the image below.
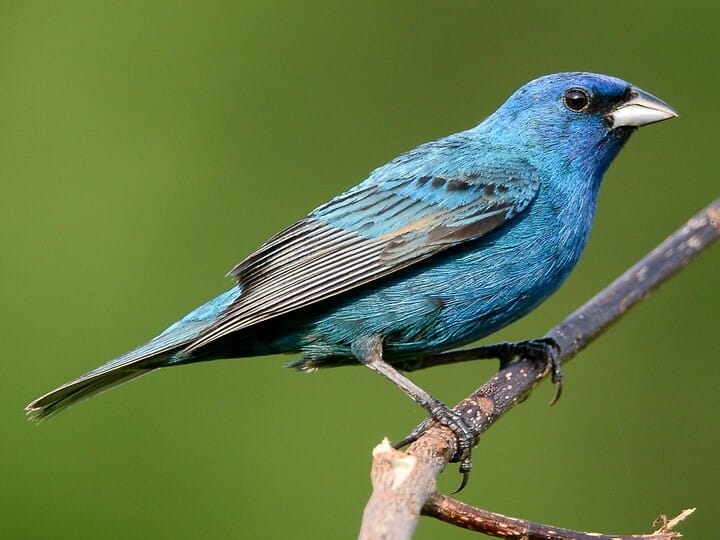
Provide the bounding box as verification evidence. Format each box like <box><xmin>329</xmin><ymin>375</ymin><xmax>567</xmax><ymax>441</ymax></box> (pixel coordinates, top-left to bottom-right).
<box><xmin>2</xmin><ymin>2</ymin><xmax>718</xmax><ymax>538</ymax></box>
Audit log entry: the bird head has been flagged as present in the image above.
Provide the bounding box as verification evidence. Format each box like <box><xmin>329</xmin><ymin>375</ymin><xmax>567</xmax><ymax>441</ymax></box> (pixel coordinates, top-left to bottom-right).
<box><xmin>482</xmin><ymin>72</ymin><xmax>677</xmax><ymax>176</ymax></box>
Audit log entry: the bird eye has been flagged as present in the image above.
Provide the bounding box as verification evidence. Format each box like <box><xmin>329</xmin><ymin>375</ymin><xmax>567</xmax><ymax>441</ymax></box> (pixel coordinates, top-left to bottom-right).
<box><xmin>563</xmin><ymin>88</ymin><xmax>590</xmax><ymax>112</ymax></box>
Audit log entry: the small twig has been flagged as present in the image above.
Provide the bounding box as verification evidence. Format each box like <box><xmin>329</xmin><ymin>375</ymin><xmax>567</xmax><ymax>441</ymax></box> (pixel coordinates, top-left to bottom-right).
<box><xmin>359</xmin><ymin>199</ymin><xmax>719</xmax><ymax>539</ymax></box>
<box><xmin>423</xmin><ymin>495</ymin><xmax>693</xmax><ymax>539</ymax></box>
<box><xmin>653</xmin><ymin>508</ymin><xmax>696</xmax><ymax>535</ymax></box>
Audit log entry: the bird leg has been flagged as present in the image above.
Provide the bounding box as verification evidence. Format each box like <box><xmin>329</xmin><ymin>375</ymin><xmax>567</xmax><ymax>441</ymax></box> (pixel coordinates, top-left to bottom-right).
<box><xmin>351</xmin><ymin>335</ymin><xmax>478</xmax><ymax>488</ymax></box>
<box><xmin>393</xmin><ymin>336</ymin><xmax>563</xmax><ymax>480</ymax></box>
<box><xmin>399</xmin><ymin>337</ymin><xmax>563</xmax><ymax>403</ymax></box>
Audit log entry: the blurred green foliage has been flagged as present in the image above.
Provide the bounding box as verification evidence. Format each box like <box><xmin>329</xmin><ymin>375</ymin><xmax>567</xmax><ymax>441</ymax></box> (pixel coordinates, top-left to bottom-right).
<box><xmin>2</xmin><ymin>1</ymin><xmax>718</xmax><ymax>538</ymax></box>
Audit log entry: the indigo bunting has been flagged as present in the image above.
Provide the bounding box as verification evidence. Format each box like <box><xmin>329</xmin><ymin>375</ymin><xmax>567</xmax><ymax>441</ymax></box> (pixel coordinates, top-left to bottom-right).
<box><xmin>27</xmin><ymin>73</ymin><xmax>676</xmax><ymax>472</ymax></box>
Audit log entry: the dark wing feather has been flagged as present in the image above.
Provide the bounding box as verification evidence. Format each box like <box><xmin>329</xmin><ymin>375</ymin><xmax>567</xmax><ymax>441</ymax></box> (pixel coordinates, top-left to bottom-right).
<box><xmin>186</xmin><ymin>163</ymin><xmax>540</xmax><ymax>350</ymax></box>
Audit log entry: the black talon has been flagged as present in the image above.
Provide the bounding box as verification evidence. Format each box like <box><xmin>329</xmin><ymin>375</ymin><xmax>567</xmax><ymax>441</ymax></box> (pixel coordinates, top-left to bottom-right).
<box><xmin>428</xmin><ymin>403</ymin><xmax>475</xmax><ymax>461</ymax></box>
<box><xmin>492</xmin><ymin>338</ymin><xmax>564</xmax><ymax>405</ymax></box>
<box><xmin>393</xmin><ymin>405</ymin><xmax>478</xmax><ymax>491</ymax></box>
<box><xmin>394</xmin><ymin>416</ymin><xmax>435</xmax><ymax>449</ymax></box>
<box><xmin>526</xmin><ymin>337</ymin><xmax>563</xmax><ymax>405</ymax></box>
<box><xmin>453</xmin><ymin>459</ymin><xmax>472</xmax><ymax>494</ymax></box>
<box><xmin>430</xmin><ymin>404</ymin><xmax>476</xmax><ymax>492</ymax></box>
<box><xmin>392</xmin><ymin>405</ymin><xmax>476</xmax><ymax>460</ymax></box>
<box><xmin>546</xmin><ymin>343</ymin><xmax>563</xmax><ymax>406</ymax></box>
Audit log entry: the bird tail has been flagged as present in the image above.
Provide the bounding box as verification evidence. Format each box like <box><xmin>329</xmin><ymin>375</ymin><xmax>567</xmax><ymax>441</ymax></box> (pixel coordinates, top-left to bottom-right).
<box><xmin>25</xmin><ymin>287</ymin><xmax>243</xmax><ymax>422</ymax></box>
<box><xmin>24</xmin><ymin>340</ymin><xmax>177</xmax><ymax>422</ymax></box>
<box><xmin>25</xmin><ymin>364</ymin><xmax>158</xmax><ymax>423</ymax></box>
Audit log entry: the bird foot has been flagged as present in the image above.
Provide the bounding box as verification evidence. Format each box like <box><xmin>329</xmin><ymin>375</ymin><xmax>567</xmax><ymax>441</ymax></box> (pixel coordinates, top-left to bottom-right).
<box><xmin>392</xmin><ymin>337</ymin><xmax>564</xmax><ymax>492</ymax></box>
<box><xmin>494</xmin><ymin>338</ymin><xmax>563</xmax><ymax>404</ymax></box>
<box><xmin>394</xmin><ymin>404</ymin><xmax>477</xmax><ymax>493</ymax></box>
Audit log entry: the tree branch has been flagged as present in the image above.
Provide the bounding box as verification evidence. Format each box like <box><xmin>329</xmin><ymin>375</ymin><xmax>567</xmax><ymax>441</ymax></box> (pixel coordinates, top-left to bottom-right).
<box><xmin>423</xmin><ymin>495</ymin><xmax>694</xmax><ymax>539</ymax></box>
<box><xmin>359</xmin><ymin>198</ymin><xmax>719</xmax><ymax>539</ymax></box>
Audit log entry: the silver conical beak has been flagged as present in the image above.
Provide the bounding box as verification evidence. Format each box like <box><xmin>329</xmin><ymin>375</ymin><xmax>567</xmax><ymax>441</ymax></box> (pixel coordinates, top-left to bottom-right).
<box><xmin>607</xmin><ymin>87</ymin><xmax>678</xmax><ymax>128</ymax></box>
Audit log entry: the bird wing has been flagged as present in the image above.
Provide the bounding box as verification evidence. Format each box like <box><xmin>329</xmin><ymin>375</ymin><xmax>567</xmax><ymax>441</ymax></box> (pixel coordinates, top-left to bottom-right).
<box><xmin>186</xmin><ymin>160</ymin><xmax>540</xmax><ymax>350</ymax></box>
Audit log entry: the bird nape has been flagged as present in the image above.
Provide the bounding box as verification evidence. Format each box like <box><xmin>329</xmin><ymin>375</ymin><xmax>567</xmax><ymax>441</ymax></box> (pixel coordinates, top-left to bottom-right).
<box><xmin>26</xmin><ymin>72</ymin><xmax>676</xmax><ymax>483</ymax></box>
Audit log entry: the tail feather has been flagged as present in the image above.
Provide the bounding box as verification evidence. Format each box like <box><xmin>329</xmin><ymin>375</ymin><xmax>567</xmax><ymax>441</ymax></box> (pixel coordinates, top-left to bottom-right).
<box><xmin>24</xmin><ymin>336</ymin><xmax>179</xmax><ymax>422</ymax></box>
<box><xmin>25</xmin><ymin>366</ymin><xmax>157</xmax><ymax>422</ymax></box>
<box><xmin>25</xmin><ymin>287</ymin><xmax>243</xmax><ymax>422</ymax></box>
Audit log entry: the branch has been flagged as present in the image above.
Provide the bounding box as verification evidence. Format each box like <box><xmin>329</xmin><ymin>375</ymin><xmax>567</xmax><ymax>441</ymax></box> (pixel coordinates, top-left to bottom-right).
<box><xmin>359</xmin><ymin>199</ymin><xmax>719</xmax><ymax>539</ymax></box>
<box><xmin>424</xmin><ymin>496</ymin><xmax>695</xmax><ymax>539</ymax></box>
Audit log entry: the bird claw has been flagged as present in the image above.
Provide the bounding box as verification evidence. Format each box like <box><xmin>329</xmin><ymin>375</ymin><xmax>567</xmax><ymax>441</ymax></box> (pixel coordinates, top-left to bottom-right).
<box><xmin>530</xmin><ymin>337</ymin><xmax>563</xmax><ymax>405</ymax></box>
<box><xmin>393</xmin><ymin>337</ymin><xmax>564</xmax><ymax>492</ymax></box>
<box><xmin>453</xmin><ymin>458</ymin><xmax>472</xmax><ymax>494</ymax></box>
<box><xmin>394</xmin><ymin>405</ymin><xmax>477</xmax><ymax>493</ymax></box>
<box><xmin>496</xmin><ymin>337</ymin><xmax>563</xmax><ymax>405</ymax></box>
<box><xmin>393</xmin><ymin>416</ymin><xmax>435</xmax><ymax>449</ymax></box>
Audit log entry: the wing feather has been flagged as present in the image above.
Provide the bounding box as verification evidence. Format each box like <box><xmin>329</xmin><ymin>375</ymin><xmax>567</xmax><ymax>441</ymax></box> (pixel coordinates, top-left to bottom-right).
<box><xmin>186</xmin><ymin>161</ymin><xmax>540</xmax><ymax>350</ymax></box>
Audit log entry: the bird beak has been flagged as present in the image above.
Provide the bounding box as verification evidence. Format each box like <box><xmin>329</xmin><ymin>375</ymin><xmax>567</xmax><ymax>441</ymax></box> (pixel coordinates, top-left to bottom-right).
<box><xmin>607</xmin><ymin>87</ymin><xmax>678</xmax><ymax>129</ymax></box>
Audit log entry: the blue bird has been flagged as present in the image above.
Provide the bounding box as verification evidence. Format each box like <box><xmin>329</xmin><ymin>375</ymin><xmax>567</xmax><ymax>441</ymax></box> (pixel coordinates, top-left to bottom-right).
<box><xmin>26</xmin><ymin>73</ymin><xmax>676</xmax><ymax>473</ymax></box>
